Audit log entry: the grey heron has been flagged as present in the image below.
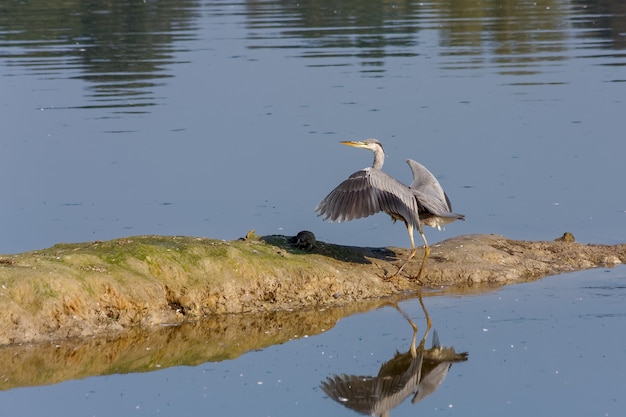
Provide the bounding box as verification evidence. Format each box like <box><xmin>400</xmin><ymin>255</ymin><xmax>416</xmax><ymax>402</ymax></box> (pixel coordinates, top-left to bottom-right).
<box><xmin>315</xmin><ymin>139</ymin><xmax>464</xmax><ymax>280</ymax></box>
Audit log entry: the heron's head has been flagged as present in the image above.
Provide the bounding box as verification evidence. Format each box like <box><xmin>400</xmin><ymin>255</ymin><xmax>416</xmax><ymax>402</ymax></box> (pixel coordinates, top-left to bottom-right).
<box><xmin>340</xmin><ymin>138</ymin><xmax>384</xmax><ymax>153</ymax></box>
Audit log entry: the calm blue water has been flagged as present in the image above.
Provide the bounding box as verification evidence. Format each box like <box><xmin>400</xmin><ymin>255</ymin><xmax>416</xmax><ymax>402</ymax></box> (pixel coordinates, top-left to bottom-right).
<box><xmin>1</xmin><ymin>1</ymin><xmax>626</xmax><ymax>416</ymax></box>
<box><xmin>2</xmin><ymin>0</ymin><xmax>625</xmax><ymax>254</ymax></box>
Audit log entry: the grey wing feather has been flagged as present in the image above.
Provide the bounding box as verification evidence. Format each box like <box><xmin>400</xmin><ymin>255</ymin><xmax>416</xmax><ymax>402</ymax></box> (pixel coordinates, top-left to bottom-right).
<box><xmin>406</xmin><ymin>159</ymin><xmax>463</xmax><ymax>219</ymax></box>
<box><xmin>316</xmin><ymin>168</ymin><xmax>420</xmax><ymax>227</ymax></box>
<box><xmin>406</xmin><ymin>159</ymin><xmax>450</xmax><ymax>212</ymax></box>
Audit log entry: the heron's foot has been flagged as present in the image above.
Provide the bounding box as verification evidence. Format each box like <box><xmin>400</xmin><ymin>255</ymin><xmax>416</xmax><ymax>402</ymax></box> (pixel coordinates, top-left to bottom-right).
<box><xmin>371</xmin><ymin>262</ymin><xmax>392</xmax><ymax>281</ymax></box>
<box><xmin>381</xmin><ymin>274</ymin><xmax>398</xmax><ymax>282</ymax></box>
<box><xmin>378</xmin><ymin>263</ymin><xmax>409</xmax><ymax>281</ymax></box>
<box><xmin>380</xmin><ymin>269</ymin><xmax>415</xmax><ymax>282</ymax></box>
<box><xmin>404</xmin><ymin>274</ymin><xmax>424</xmax><ymax>285</ymax></box>
<box><xmin>378</xmin><ymin>270</ymin><xmax>399</xmax><ymax>281</ymax></box>
<box><xmin>374</xmin><ymin>260</ymin><xmax>420</xmax><ymax>282</ymax></box>
<box><xmin>403</xmin><ymin>265</ymin><xmax>426</xmax><ymax>284</ymax></box>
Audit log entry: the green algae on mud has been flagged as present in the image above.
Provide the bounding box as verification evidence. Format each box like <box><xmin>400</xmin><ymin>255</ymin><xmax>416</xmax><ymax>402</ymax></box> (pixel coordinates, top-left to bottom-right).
<box><xmin>0</xmin><ymin>235</ymin><xmax>400</xmax><ymax>346</ymax></box>
<box><xmin>0</xmin><ymin>233</ymin><xmax>625</xmax><ymax>346</ymax></box>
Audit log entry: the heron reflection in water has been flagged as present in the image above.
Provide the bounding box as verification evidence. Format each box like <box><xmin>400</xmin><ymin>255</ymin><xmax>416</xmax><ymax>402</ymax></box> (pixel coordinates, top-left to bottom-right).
<box><xmin>316</xmin><ymin>139</ymin><xmax>464</xmax><ymax>280</ymax></box>
<box><xmin>321</xmin><ymin>292</ymin><xmax>468</xmax><ymax>417</ymax></box>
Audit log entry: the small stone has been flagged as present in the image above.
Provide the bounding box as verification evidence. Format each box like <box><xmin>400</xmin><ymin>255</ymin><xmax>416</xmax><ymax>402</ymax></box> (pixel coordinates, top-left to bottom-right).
<box><xmin>554</xmin><ymin>232</ymin><xmax>575</xmax><ymax>242</ymax></box>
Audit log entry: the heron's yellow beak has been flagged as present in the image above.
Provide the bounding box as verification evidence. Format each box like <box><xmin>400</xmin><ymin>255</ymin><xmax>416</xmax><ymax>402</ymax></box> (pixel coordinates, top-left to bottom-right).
<box><xmin>340</xmin><ymin>140</ymin><xmax>364</xmax><ymax>148</ymax></box>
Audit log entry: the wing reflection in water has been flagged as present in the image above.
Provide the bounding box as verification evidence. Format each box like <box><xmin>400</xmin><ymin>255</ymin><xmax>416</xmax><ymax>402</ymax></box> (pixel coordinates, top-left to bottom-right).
<box><xmin>321</xmin><ymin>292</ymin><xmax>468</xmax><ymax>417</ymax></box>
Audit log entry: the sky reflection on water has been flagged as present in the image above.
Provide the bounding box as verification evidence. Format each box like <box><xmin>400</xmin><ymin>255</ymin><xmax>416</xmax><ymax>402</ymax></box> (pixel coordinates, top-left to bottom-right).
<box><xmin>1</xmin><ymin>0</ymin><xmax>625</xmax><ymax>253</ymax></box>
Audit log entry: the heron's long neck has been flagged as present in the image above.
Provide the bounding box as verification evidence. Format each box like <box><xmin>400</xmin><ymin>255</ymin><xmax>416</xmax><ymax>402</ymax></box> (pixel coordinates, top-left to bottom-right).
<box><xmin>372</xmin><ymin>148</ymin><xmax>384</xmax><ymax>170</ymax></box>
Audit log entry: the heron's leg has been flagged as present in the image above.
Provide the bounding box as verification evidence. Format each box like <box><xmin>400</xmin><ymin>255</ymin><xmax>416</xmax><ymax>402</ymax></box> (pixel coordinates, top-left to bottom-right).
<box><xmin>394</xmin><ymin>293</ymin><xmax>431</xmax><ymax>357</ymax></box>
<box><xmin>411</xmin><ymin>226</ymin><xmax>430</xmax><ymax>281</ymax></box>
<box><xmin>392</xmin><ymin>223</ymin><xmax>417</xmax><ymax>278</ymax></box>
<box><xmin>393</xmin><ymin>303</ymin><xmax>419</xmax><ymax>358</ymax></box>
<box><xmin>417</xmin><ymin>289</ymin><xmax>432</xmax><ymax>338</ymax></box>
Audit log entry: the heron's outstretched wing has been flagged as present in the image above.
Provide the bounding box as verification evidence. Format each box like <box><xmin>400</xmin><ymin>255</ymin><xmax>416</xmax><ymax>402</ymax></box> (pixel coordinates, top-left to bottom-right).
<box><xmin>408</xmin><ymin>159</ymin><xmax>466</xmax><ymax>216</ymax></box>
<box><xmin>316</xmin><ymin>167</ymin><xmax>420</xmax><ymax>227</ymax></box>
<box><xmin>406</xmin><ymin>159</ymin><xmax>452</xmax><ymax>213</ymax></box>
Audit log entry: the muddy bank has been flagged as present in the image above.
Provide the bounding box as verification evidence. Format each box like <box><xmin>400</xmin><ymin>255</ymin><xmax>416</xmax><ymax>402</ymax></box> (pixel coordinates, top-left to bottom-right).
<box><xmin>0</xmin><ymin>233</ymin><xmax>624</xmax><ymax>346</ymax></box>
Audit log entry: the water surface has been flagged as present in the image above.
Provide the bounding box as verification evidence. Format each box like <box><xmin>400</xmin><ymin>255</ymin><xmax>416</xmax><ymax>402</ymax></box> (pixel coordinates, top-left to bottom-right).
<box><xmin>2</xmin><ymin>0</ymin><xmax>625</xmax><ymax>253</ymax></box>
